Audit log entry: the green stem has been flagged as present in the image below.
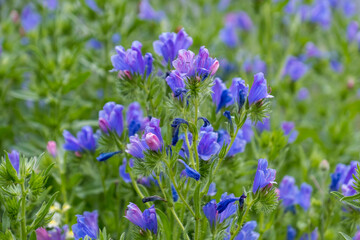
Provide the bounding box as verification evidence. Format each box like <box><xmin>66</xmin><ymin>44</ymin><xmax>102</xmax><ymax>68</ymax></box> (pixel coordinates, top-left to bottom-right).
<box><xmin>184</xmin><ymin>128</ymin><xmax>196</xmax><ymax>168</ymax></box>
<box><xmin>20</xmin><ymin>182</ymin><xmax>27</xmax><ymax>240</ymax></box>
<box><xmin>170</xmin><ymin>207</ymin><xmax>191</xmax><ymax>240</ymax></box>
<box><xmin>230</xmin><ymin>201</ymin><xmax>255</xmax><ymax>240</ymax></box>
<box><xmin>128</xmin><ymin>170</ymin><xmax>151</xmax><ymax>208</ymax></box>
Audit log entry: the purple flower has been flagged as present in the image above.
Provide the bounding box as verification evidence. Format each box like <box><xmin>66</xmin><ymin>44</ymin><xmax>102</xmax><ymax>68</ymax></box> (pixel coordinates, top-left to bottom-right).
<box><xmin>234</xmin><ymin>221</ymin><xmax>259</xmax><ymax>240</ymax></box>
<box><xmin>171</xmin><ymin>184</ymin><xmax>178</xmax><ymax>202</ymax></box>
<box><xmin>85</xmin><ymin>0</ymin><xmax>102</xmax><ymax>13</ymax></box>
<box><xmin>144</xmin><ymin>117</ymin><xmax>163</xmax><ymax>144</ymax></box>
<box><xmin>112</xmin><ymin>33</ymin><xmax>121</xmax><ymax>44</ymax></box>
<box><xmin>207</xmin><ymin>182</ymin><xmax>217</xmax><ymax>196</ymax></box>
<box><xmin>98</xmin><ymin>102</ymin><xmax>124</xmax><ymax>137</ymax></box>
<box><xmin>86</xmin><ymin>38</ymin><xmax>103</xmax><ymax>50</ymax></box>
<box><xmin>166</xmin><ymin>71</ymin><xmax>186</xmax><ymax>98</ymax></box>
<box><xmin>217</xmin><ymin>197</ymin><xmax>239</xmax><ymax>213</ymax></box>
<box><xmin>212</xmin><ymin>78</ymin><xmax>233</xmax><ymax>113</ymax></box>
<box><xmin>287</xmin><ymin>225</ymin><xmax>297</xmax><ymax>240</ymax></box>
<box><xmin>255</xmin><ymin>117</ymin><xmax>270</xmax><ymax>132</ymax></box>
<box><xmin>7</xmin><ymin>150</ymin><xmax>20</xmax><ymax>173</ymax></box>
<box><xmin>220</xmin><ymin>25</ymin><xmax>238</xmax><ymax>48</ymax></box>
<box><xmin>127</xmin><ymin>102</ymin><xmax>143</xmax><ymax>136</ymax></box>
<box><xmin>203</xmin><ymin>193</ymin><xmax>238</xmax><ymax>229</ymax></box>
<box><xmin>305</xmin><ymin>42</ymin><xmax>322</xmax><ymax>59</ymax></box>
<box><xmin>342</xmin><ymin>179</ymin><xmax>357</xmax><ymax>197</ymax></box>
<box><xmin>229</xmin><ymin>78</ymin><xmax>249</xmax><ymax>111</ymax></box>
<box><xmin>145</xmin><ymin>133</ymin><xmax>162</xmax><ymax>151</ymax></box>
<box><xmin>126</xmin><ymin>134</ymin><xmax>149</xmax><ymax>159</ymax></box>
<box><xmin>279</xmin><ymin>176</ymin><xmax>299</xmax><ymax>208</ymax></box>
<box><xmin>125</xmin><ymin>203</ymin><xmax>158</xmax><ymax>234</ymax></box>
<box><xmin>63</xmin><ymin>126</ymin><xmax>97</xmax><ymax>153</ymax></box>
<box><xmin>72</xmin><ymin>211</ymin><xmax>98</xmax><ymax>240</ymax></box>
<box><xmin>243</xmin><ymin>56</ymin><xmax>267</xmax><ymax>74</ymax></box>
<box><xmin>283</xmin><ymin>56</ymin><xmax>308</xmax><ymax>81</ymax></box>
<box><xmin>281</xmin><ymin>121</ymin><xmax>298</xmax><ymax>143</ymax></box>
<box><xmin>241</xmin><ymin>120</ymin><xmax>253</xmax><ymax>142</ymax></box>
<box><xmin>252</xmin><ymin>159</ymin><xmax>276</xmax><ymax>193</ymax></box>
<box><xmin>347</xmin><ymin>21</ymin><xmax>358</xmax><ymax>42</ymax></box>
<box><xmin>300</xmin><ymin>228</ymin><xmax>318</xmax><ymax>240</ymax></box>
<box><xmin>138</xmin><ymin>0</ymin><xmax>165</xmax><ymax>22</ymax></box>
<box><xmin>330</xmin><ymin>59</ymin><xmax>343</xmax><ymax>73</ymax></box>
<box><xmin>111</xmin><ymin>41</ymin><xmax>153</xmax><ymax>78</ymax></box>
<box><xmin>298</xmin><ymin>183</ymin><xmax>312</xmax><ymax>210</ymax></box>
<box><xmin>297</xmin><ymin>88</ymin><xmax>309</xmax><ymax>100</ymax></box>
<box><xmin>178</xmin><ymin>159</ymin><xmax>200</xmax><ymax>181</ymax></box>
<box><xmin>330</xmin><ymin>163</ymin><xmax>349</xmax><ymax>191</ymax></box>
<box><xmin>217</xmin><ymin>130</ymin><xmax>246</xmax><ymax>157</ymax></box>
<box><xmin>308</xmin><ymin>0</ymin><xmax>332</xmax><ymax>29</ymax></box>
<box><xmin>178</xmin><ymin>133</ymin><xmax>192</xmax><ymax>158</ymax></box>
<box><xmin>248</xmin><ymin>72</ymin><xmax>273</xmax><ymax>105</ymax></box>
<box><xmin>172</xmin><ymin>46</ymin><xmax>219</xmax><ymax>79</ymax></box>
<box><xmin>36</xmin><ymin>226</ymin><xmax>68</xmax><ymax>240</ymax></box>
<box><xmin>198</xmin><ymin>131</ymin><xmax>220</xmax><ymax>160</ymax></box>
<box><xmin>153</xmin><ymin>28</ymin><xmax>193</xmax><ymax>66</ymax></box>
<box><xmin>43</xmin><ymin>0</ymin><xmax>58</xmax><ymax>10</ymax></box>
<box><xmin>218</xmin><ymin>0</ymin><xmax>231</xmax><ymax>11</ymax></box>
<box><xmin>225</xmin><ymin>12</ymin><xmax>253</xmax><ymax>31</ymax></box>
<box><xmin>21</xmin><ymin>4</ymin><xmax>41</xmax><ymax>32</ymax></box>
<box><xmin>119</xmin><ymin>158</ymin><xmax>134</xmax><ymax>183</ymax></box>
<box><xmin>47</xmin><ymin>141</ymin><xmax>57</xmax><ymax>158</ymax></box>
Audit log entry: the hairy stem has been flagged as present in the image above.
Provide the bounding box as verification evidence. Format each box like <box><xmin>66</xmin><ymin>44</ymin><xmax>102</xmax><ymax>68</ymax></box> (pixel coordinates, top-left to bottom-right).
<box><xmin>20</xmin><ymin>182</ymin><xmax>27</xmax><ymax>240</ymax></box>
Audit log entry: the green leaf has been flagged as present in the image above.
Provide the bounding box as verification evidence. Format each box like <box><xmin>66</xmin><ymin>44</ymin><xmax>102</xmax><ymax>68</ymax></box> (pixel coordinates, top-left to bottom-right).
<box><xmin>194</xmin><ymin>184</ymin><xmax>201</xmax><ymax>216</ymax></box>
<box><xmin>1</xmin><ymin>212</ymin><xmax>10</xmax><ymax>232</ymax></box>
<box><xmin>4</xmin><ymin>153</ymin><xmax>18</xmax><ymax>183</ymax></box>
<box><xmin>339</xmin><ymin>232</ymin><xmax>353</xmax><ymax>240</ymax></box>
<box><xmin>119</xmin><ymin>232</ymin><xmax>126</xmax><ymax>240</ymax></box>
<box><xmin>155</xmin><ymin>208</ymin><xmax>171</xmax><ymax>240</ymax></box>
<box><xmin>62</xmin><ymin>71</ymin><xmax>91</xmax><ymax>94</ymax></box>
<box><xmin>28</xmin><ymin>192</ymin><xmax>59</xmax><ymax>232</ymax></box>
<box><xmin>330</xmin><ymin>191</ymin><xmax>344</xmax><ymax>199</ymax></box>
<box><xmin>340</xmin><ymin>193</ymin><xmax>360</xmax><ymax>202</ymax></box>
<box><xmin>253</xmin><ymin>188</ymin><xmax>279</xmax><ymax>214</ymax></box>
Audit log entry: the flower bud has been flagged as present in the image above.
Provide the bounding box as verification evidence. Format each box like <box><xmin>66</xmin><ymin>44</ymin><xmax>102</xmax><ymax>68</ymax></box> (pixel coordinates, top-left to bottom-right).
<box><xmin>98</xmin><ymin>118</ymin><xmax>110</xmax><ymax>133</ymax></box>
<box><xmin>47</xmin><ymin>141</ymin><xmax>57</xmax><ymax>158</ymax></box>
<box><xmin>319</xmin><ymin>159</ymin><xmax>329</xmax><ymax>171</ymax></box>
<box><xmin>145</xmin><ymin>133</ymin><xmax>162</xmax><ymax>151</ymax></box>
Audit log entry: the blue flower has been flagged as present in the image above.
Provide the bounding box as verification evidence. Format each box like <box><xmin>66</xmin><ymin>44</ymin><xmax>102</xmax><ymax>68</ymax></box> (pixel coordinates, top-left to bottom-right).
<box><xmin>212</xmin><ymin>78</ymin><xmax>233</xmax><ymax>113</ymax></box>
<box><xmin>126</xmin><ymin>102</ymin><xmax>144</xmax><ymax>136</ymax></box>
<box><xmin>217</xmin><ymin>129</ymin><xmax>246</xmax><ymax>157</ymax></box>
<box><xmin>43</xmin><ymin>0</ymin><xmax>57</xmax><ymax>10</ymax></box>
<box><xmin>63</xmin><ymin>126</ymin><xmax>98</xmax><ymax>153</ymax></box>
<box><xmin>144</xmin><ymin>117</ymin><xmax>163</xmax><ymax>145</ymax></box>
<box><xmin>138</xmin><ymin>0</ymin><xmax>165</xmax><ymax>22</ymax></box>
<box><xmin>72</xmin><ymin>211</ymin><xmax>98</xmax><ymax>240</ymax></box>
<box><xmin>198</xmin><ymin>131</ymin><xmax>220</xmax><ymax>160</ymax></box>
<box><xmin>287</xmin><ymin>225</ymin><xmax>297</xmax><ymax>240</ymax></box>
<box><xmin>305</xmin><ymin>42</ymin><xmax>322</xmax><ymax>59</ymax></box>
<box><xmin>203</xmin><ymin>200</ymin><xmax>217</xmax><ymax>228</ymax></box>
<box><xmin>283</xmin><ymin>56</ymin><xmax>308</xmax><ymax>81</ymax></box>
<box><xmin>172</xmin><ymin>46</ymin><xmax>219</xmax><ymax>79</ymax></box>
<box><xmin>300</xmin><ymin>228</ymin><xmax>318</xmax><ymax>240</ymax></box>
<box><xmin>330</xmin><ymin>59</ymin><xmax>343</xmax><ymax>73</ymax></box>
<box><xmin>125</xmin><ymin>203</ymin><xmax>158</xmax><ymax>234</ymax></box>
<box><xmin>229</xmin><ymin>78</ymin><xmax>248</xmax><ymax>111</ymax></box>
<box><xmin>281</xmin><ymin>121</ymin><xmax>298</xmax><ymax>143</ymax></box>
<box><xmin>7</xmin><ymin>150</ymin><xmax>20</xmax><ymax>173</ymax></box>
<box><xmin>347</xmin><ymin>21</ymin><xmax>358</xmax><ymax>42</ymax></box>
<box><xmin>166</xmin><ymin>71</ymin><xmax>186</xmax><ymax>99</ymax></box>
<box><xmin>86</xmin><ymin>38</ymin><xmax>103</xmax><ymax>50</ymax></box>
<box><xmin>248</xmin><ymin>72</ymin><xmax>273</xmax><ymax>105</ymax></box>
<box><xmin>329</xmin><ymin>163</ymin><xmax>349</xmax><ymax>191</ymax></box>
<box><xmin>112</xmin><ymin>33</ymin><xmax>121</xmax><ymax>44</ymax></box>
<box><xmin>85</xmin><ymin>0</ymin><xmax>102</xmax><ymax>13</ymax></box>
<box><xmin>234</xmin><ymin>221</ymin><xmax>260</xmax><ymax>240</ymax></box>
<box><xmin>207</xmin><ymin>182</ymin><xmax>217</xmax><ymax>196</ymax></box>
<box><xmin>243</xmin><ymin>56</ymin><xmax>267</xmax><ymax>74</ymax></box>
<box><xmin>298</xmin><ymin>183</ymin><xmax>312</xmax><ymax>210</ymax></box>
<box><xmin>171</xmin><ymin>118</ymin><xmax>189</xmax><ymax>145</ymax></box>
<box><xmin>225</xmin><ymin>12</ymin><xmax>253</xmax><ymax>31</ymax></box>
<box><xmin>111</xmin><ymin>41</ymin><xmax>153</xmax><ymax>78</ymax></box>
<box><xmin>98</xmin><ymin>102</ymin><xmax>124</xmax><ymax>137</ymax></box>
<box><xmin>153</xmin><ymin>28</ymin><xmax>193</xmax><ymax>66</ymax></box>
<box><xmin>217</xmin><ymin>197</ymin><xmax>239</xmax><ymax>214</ymax></box>
<box><xmin>252</xmin><ymin>159</ymin><xmax>276</xmax><ymax>194</ymax></box>
<box><xmin>21</xmin><ymin>4</ymin><xmax>41</xmax><ymax>32</ymax></box>
<box><xmin>220</xmin><ymin>25</ymin><xmax>238</xmax><ymax>48</ymax></box>
<box><xmin>279</xmin><ymin>176</ymin><xmax>299</xmax><ymax>208</ymax></box>
<box><xmin>125</xmin><ymin>134</ymin><xmax>149</xmax><ymax>159</ymax></box>
<box><xmin>297</xmin><ymin>88</ymin><xmax>309</xmax><ymax>101</ymax></box>
<box><xmin>178</xmin><ymin>133</ymin><xmax>192</xmax><ymax>158</ymax></box>
<box><xmin>96</xmin><ymin>151</ymin><xmax>121</xmax><ymax>162</ymax></box>
<box><xmin>178</xmin><ymin>159</ymin><xmax>200</xmax><ymax>181</ymax></box>
<box><xmin>255</xmin><ymin>117</ymin><xmax>270</xmax><ymax>132</ymax></box>
<box><xmin>119</xmin><ymin>158</ymin><xmax>134</xmax><ymax>183</ymax></box>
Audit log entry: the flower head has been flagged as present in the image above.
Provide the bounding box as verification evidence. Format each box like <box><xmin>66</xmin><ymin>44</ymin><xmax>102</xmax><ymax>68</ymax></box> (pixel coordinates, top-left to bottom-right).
<box><xmin>347</xmin><ymin>21</ymin><xmax>358</xmax><ymax>42</ymax></box>
<box><xmin>36</xmin><ymin>226</ymin><xmax>68</xmax><ymax>240</ymax></box>
<box><xmin>279</xmin><ymin>176</ymin><xmax>299</xmax><ymax>208</ymax></box>
<box><xmin>138</xmin><ymin>0</ymin><xmax>165</xmax><ymax>22</ymax></box>
<box><xmin>283</xmin><ymin>56</ymin><xmax>308</xmax><ymax>81</ymax></box>
<box><xmin>212</xmin><ymin>78</ymin><xmax>233</xmax><ymax>113</ymax></box>
<box><xmin>252</xmin><ymin>159</ymin><xmax>276</xmax><ymax>193</ymax></box>
<box><xmin>225</xmin><ymin>12</ymin><xmax>253</xmax><ymax>31</ymax></box>
<box><xmin>72</xmin><ymin>211</ymin><xmax>98</xmax><ymax>240</ymax></box>
<box><xmin>127</xmin><ymin>102</ymin><xmax>144</xmax><ymax>136</ymax></box>
<box><xmin>7</xmin><ymin>150</ymin><xmax>20</xmax><ymax>173</ymax></box>
<box><xmin>125</xmin><ymin>203</ymin><xmax>158</xmax><ymax>234</ymax></box>
<box><xmin>229</xmin><ymin>78</ymin><xmax>248</xmax><ymax>111</ymax></box>
<box><xmin>145</xmin><ymin>133</ymin><xmax>162</xmax><ymax>151</ymax></box>
<box><xmin>248</xmin><ymin>72</ymin><xmax>273</xmax><ymax>105</ymax></box>
<box><xmin>111</xmin><ymin>41</ymin><xmax>153</xmax><ymax>78</ymax></box>
<box><xmin>297</xmin><ymin>88</ymin><xmax>309</xmax><ymax>100</ymax></box>
<box><xmin>243</xmin><ymin>56</ymin><xmax>267</xmax><ymax>74</ymax></box>
<box><xmin>220</xmin><ymin>25</ymin><xmax>238</xmax><ymax>48</ymax></box>
<box><xmin>21</xmin><ymin>4</ymin><xmax>41</xmax><ymax>32</ymax></box>
<box><xmin>198</xmin><ymin>131</ymin><xmax>220</xmax><ymax>160</ymax></box>
<box><xmin>281</xmin><ymin>121</ymin><xmax>298</xmax><ymax>143</ymax></box>
<box><xmin>298</xmin><ymin>183</ymin><xmax>312</xmax><ymax>210</ymax></box>
<box><xmin>96</xmin><ymin>151</ymin><xmax>121</xmax><ymax>162</ymax></box>
<box><xmin>99</xmin><ymin>102</ymin><xmax>124</xmax><ymax>137</ymax></box>
<box><xmin>166</xmin><ymin>71</ymin><xmax>186</xmax><ymax>99</ymax></box>
<box><xmin>234</xmin><ymin>221</ymin><xmax>260</xmax><ymax>240</ymax></box>
<box><xmin>47</xmin><ymin>141</ymin><xmax>57</xmax><ymax>158</ymax></box>
<box><xmin>217</xmin><ymin>130</ymin><xmax>246</xmax><ymax>157</ymax></box>
<box><xmin>126</xmin><ymin>134</ymin><xmax>149</xmax><ymax>159</ymax></box>
<box><xmin>119</xmin><ymin>158</ymin><xmax>134</xmax><ymax>183</ymax></box>
<box><xmin>153</xmin><ymin>28</ymin><xmax>193</xmax><ymax>66</ymax></box>
<box><xmin>305</xmin><ymin>42</ymin><xmax>322</xmax><ymax>59</ymax></box>
<box><xmin>63</xmin><ymin>126</ymin><xmax>98</xmax><ymax>153</ymax></box>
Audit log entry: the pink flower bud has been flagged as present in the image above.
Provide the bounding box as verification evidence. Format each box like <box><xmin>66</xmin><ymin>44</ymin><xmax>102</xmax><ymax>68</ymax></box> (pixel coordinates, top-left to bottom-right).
<box><xmin>47</xmin><ymin>141</ymin><xmax>57</xmax><ymax>157</ymax></box>
<box><xmin>145</xmin><ymin>133</ymin><xmax>161</xmax><ymax>151</ymax></box>
<box><xmin>99</xmin><ymin>118</ymin><xmax>110</xmax><ymax>133</ymax></box>
<box><xmin>118</xmin><ymin>70</ymin><xmax>132</xmax><ymax>80</ymax></box>
<box><xmin>210</xmin><ymin>60</ymin><xmax>219</xmax><ymax>76</ymax></box>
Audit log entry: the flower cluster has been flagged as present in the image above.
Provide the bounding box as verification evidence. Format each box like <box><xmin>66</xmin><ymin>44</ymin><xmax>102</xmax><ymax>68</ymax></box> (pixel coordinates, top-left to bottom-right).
<box><xmin>330</xmin><ymin>161</ymin><xmax>359</xmax><ymax>196</ymax></box>
<box><xmin>125</xmin><ymin>203</ymin><xmax>157</xmax><ymax>234</ymax></box>
<box><xmin>279</xmin><ymin>176</ymin><xmax>313</xmax><ymax>211</ymax></box>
